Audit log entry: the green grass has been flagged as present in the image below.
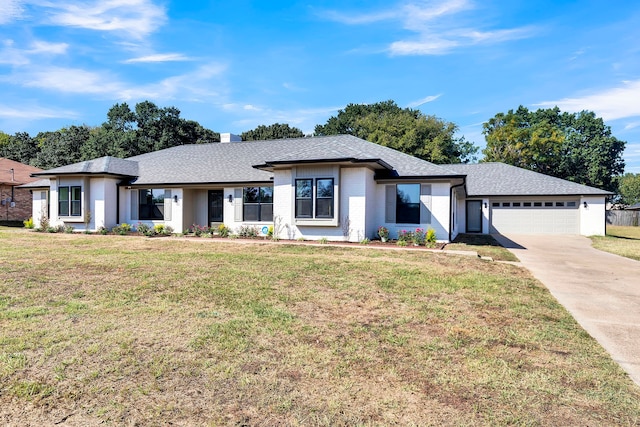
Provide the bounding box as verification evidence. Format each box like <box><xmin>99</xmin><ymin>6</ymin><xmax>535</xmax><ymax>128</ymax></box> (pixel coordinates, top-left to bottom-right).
<box><xmin>0</xmin><ymin>228</ymin><xmax>638</xmax><ymax>425</ymax></box>
<box><xmin>445</xmin><ymin>233</ymin><xmax>519</xmax><ymax>261</ymax></box>
<box><xmin>590</xmin><ymin>225</ymin><xmax>640</xmax><ymax>261</ymax></box>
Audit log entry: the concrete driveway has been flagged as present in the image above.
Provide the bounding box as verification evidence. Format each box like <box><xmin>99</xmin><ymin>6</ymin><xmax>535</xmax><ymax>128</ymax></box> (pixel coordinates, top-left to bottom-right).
<box><xmin>492</xmin><ymin>233</ymin><xmax>640</xmax><ymax>387</ymax></box>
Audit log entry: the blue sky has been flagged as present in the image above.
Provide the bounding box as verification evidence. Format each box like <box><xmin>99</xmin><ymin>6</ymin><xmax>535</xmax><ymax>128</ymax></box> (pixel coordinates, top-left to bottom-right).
<box><xmin>1</xmin><ymin>0</ymin><xmax>639</xmax><ymax>172</ymax></box>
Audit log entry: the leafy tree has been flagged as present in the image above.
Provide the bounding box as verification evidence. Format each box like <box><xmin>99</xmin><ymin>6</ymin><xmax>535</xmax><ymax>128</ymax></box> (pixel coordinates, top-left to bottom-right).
<box><xmin>32</xmin><ymin>126</ymin><xmax>90</xmax><ymax>169</ymax></box>
<box><xmin>618</xmin><ymin>173</ymin><xmax>640</xmax><ymax>206</ymax></box>
<box><xmin>0</xmin><ymin>132</ymin><xmax>38</xmax><ymax>165</ymax></box>
<box><xmin>315</xmin><ymin>100</ymin><xmax>477</xmax><ymax>163</ymax></box>
<box><xmin>483</xmin><ymin>106</ymin><xmax>625</xmax><ymax>192</ymax></box>
<box><xmin>241</xmin><ymin>123</ymin><xmax>305</xmax><ymax>141</ymax></box>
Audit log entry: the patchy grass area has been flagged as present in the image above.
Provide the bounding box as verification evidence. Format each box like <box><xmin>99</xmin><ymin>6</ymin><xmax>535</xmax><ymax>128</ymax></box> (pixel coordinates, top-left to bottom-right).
<box><xmin>445</xmin><ymin>233</ymin><xmax>519</xmax><ymax>262</ymax></box>
<box><xmin>591</xmin><ymin>226</ymin><xmax>640</xmax><ymax>261</ymax></box>
<box><xmin>1</xmin><ymin>229</ymin><xmax>639</xmax><ymax>426</ymax></box>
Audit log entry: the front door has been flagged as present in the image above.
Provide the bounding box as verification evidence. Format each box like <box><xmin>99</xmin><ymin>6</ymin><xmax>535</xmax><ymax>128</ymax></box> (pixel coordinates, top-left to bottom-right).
<box><xmin>208</xmin><ymin>190</ymin><xmax>224</xmax><ymax>224</ymax></box>
<box><xmin>466</xmin><ymin>200</ymin><xmax>483</xmax><ymax>233</ymax></box>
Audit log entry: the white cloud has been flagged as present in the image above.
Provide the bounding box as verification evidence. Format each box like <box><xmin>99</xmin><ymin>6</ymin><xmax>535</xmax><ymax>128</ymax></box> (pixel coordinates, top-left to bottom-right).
<box><xmin>322</xmin><ymin>0</ymin><xmax>536</xmax><ymax>56</ymax></box>
<box><xmin>123</xmin><ymin>53</ymin><xmax>192</xmax><ymax>63</ymax></box>
<box><xmin>27</xmin><ymin>40</ymin><xmax>69</xmax><ymax>55</ymax></box>
<box><xmin>2</xmin><ymin>62</ymin><xmax>228</xmax><ymax>102</ymax></box>
<box><xmin>407</xmin><ymin>94</ymin><xmax>442</xmax><ymax>107</ymax></box>
<box><xmin>0</xmin><ymin>0</ymin><xmax>24</xmax><ymax>24</ymax></box>
<box><xmin>0</xmin><ymin>39</ymin><xmax>68</xmax><ymax>65</ymax></box>
<box><xmin>0</xmin><ymin>104</ymin><xmax>77</xmax><ymax>119</ymax></box>
<box><xmin>41</xmin><ymin>0</ymin><xmax>166</xmax><ymax>39</ymax></box>
<box><xmin>535</xmin><ymin>80</ymin><xmax>640</xmax><ymax>121</ymax></box>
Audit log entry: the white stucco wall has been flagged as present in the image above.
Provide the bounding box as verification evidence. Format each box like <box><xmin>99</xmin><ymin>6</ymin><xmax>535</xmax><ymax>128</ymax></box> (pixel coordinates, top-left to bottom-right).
<box><xmin>580</xmin><ymin>196</ymin><xmax>606</xmax><ymax>236</ymax></box>
<box><xmin>374</xmin><ymin>181</ymin><xmax>452</xmax><ymax>242</ymax></box>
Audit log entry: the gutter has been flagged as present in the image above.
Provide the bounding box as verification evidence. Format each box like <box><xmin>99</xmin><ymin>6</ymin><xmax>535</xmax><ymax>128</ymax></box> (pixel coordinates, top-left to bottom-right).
<box><xmin>449</xmin><ymin>177</ymin><xmax>467</xmax><ymax>242</ymax></box>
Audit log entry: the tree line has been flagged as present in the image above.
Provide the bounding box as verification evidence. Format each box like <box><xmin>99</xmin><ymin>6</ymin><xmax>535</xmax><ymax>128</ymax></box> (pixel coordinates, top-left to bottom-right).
<box><xmin>0</xmin><ymin>99</ymin><xmax>636</xmax><ymax>202</ymax></box>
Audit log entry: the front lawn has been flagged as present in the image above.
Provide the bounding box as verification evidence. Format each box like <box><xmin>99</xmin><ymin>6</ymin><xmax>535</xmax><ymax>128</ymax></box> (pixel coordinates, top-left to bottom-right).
<box><xmin>590</xmin><ymin>225</ymin><xmax>640</xmax><ymax>261</ymax></box>
<box><xmin>445</xmin><ymin>233</ymin><xmax>519</xmax><ymax>261</ymax></box>
<box><xmin>0</xmin><ymin>229</ymin><xmax>638</xmax><ymax>425</ymax></box>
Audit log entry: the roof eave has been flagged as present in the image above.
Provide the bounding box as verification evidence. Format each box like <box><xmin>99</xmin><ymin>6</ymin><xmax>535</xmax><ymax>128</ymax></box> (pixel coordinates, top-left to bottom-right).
<box><xmin>253</xmin><ymin>157</ymin><xmax>394</xmax><ymax>171</ymax></box>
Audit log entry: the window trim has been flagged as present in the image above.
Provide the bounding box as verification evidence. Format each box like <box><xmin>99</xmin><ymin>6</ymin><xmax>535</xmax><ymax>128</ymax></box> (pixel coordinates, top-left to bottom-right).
<box><xmin>243</xmin><ymin>186</ymin><xmax>273</xmax><ymax>222</ymax></box>
<box><xmin>294</xmin><ymin>177</ymin><xmax>338</xmax><ymax>226</ymax></box>
<box><xmin>315</xmin><ymin>178</ymin><xmax>334</xmax><ymax>219</ymax></box>
<box><xmin>139</xmin><ymin>188</ymin><xmax>166</xmax><ymax>220</ymax></box>
<box><xmin>58</xmin><ymin>185</ymin><xmax>82</xmax><ymax>217</ymax></box>
<box><xmin>395</xmin><ymin>183</ymin><xmax>421</xmax><ymax>224</ymax></box>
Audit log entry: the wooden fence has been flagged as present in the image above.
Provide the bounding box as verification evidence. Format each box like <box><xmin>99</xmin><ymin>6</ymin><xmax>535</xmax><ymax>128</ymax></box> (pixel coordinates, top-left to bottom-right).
<box><xmin>606</xmin><ymin>210</ymin><xmax>640</xmax><ymax>226</ymax></box>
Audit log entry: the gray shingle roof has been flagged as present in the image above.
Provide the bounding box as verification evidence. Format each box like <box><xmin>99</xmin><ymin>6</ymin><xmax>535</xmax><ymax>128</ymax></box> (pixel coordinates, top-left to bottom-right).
<box><xmin>445</xmin><ymin>162</ymin><xmax>612</xmax><ymax>196</ymax></box>
<box><xmin>32</xmin><ymin>156</ymin><xmax>138</xmax><ymax>177</ymax></box>
<box><xmin>126</xmin><ymin>135</ymin><xmax>460</xmax><ymax>185</ymax></box>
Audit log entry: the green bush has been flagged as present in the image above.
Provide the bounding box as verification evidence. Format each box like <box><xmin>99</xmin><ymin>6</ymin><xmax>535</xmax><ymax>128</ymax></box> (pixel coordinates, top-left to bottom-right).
<box><xmin>23</xmin><ymin>217</ymin><xmax>35</xmax><ymax>229</ymax></box>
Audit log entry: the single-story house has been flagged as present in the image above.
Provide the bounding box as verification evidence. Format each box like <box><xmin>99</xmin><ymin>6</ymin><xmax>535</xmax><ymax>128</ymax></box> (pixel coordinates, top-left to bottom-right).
<box><xmin>0</xmin><ymin>158</ymin><xmax>43</xmax><ymax>224</ymax></box>
<box><xmin>22</xmin><ymin>134</ymin><xmax>611</xmax><ymax>241</ymax></box>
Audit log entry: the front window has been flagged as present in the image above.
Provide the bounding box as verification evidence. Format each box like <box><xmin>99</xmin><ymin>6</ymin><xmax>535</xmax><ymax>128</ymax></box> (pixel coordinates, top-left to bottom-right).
<box><xmin>243</xmin><ymin>187</ymin><xmax>273</xmax><ymax>222</ymax></box>
<box><xmin>58</xmin><ymin>186</ymin><xmax>81</xmax><ymax>217</ymax></box>
<box><xmin>139</xmin><ymin>189</ymin><xmax>165</xmax><ymax>220</ymax></box>
<box><xmin>296</xmin><ymin>178</ymin><xmax>334</xmax><ymax>219</ymax></box>
<box><xmin>396</xmin><ymin>183</ymin><xmax>420</xmax><ymax>224</ymax></box>
<box><xmin>316</xmin><ymin>178</ymin><xmax>334</xmax><ymax>218</ymax></box>
<box><xmin>295</xmin><ymin>179</ymin><xmax>313</xmax><ymax>218</ymax></box>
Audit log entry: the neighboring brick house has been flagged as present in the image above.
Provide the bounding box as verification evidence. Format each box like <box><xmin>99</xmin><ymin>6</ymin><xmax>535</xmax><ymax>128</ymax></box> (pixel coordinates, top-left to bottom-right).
<box><xmin>0</xmin><ymin>158</ymin><xmax>43</xmax><ymax>224</ymax></box>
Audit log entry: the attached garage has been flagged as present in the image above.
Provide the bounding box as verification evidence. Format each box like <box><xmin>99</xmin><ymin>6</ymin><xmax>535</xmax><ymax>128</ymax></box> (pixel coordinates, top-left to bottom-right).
<box><xmin>489</xmin><ymin>200</ymin><xmax>580</xmax><ymax>234</ymax></box>
<box><xmin>446</xmin><ymin>163</ymin><xmax>611</xmax><ymax>237</ymax></box>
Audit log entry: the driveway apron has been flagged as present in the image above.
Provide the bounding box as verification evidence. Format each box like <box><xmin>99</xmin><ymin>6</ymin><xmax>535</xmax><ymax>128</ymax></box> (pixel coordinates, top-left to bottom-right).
<box><xmin>492</xmin><ymin>233</ymin><xmax>640</xmax><ymax>387</ymax></box>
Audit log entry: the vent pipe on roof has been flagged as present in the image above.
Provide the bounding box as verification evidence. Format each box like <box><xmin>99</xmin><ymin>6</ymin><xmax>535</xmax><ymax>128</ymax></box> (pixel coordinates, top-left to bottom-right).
<box><xmin>220</xmin><ymin>133</ymin><xmax>242</xmax><ymax>143</ymax></box>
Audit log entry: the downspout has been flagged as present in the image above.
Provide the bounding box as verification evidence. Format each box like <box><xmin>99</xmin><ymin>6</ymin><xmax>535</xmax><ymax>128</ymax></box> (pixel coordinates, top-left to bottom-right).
<box><xmin>449</xmin><ymin>177</ymin><xmax>466</xmax><ymax>242</ymax></box>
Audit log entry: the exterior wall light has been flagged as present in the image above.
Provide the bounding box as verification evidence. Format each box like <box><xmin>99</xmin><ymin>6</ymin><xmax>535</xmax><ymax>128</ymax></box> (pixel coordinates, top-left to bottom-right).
<box><xmin>173</xmin><ymin>195</ymin><xmax>178</xmax><ymax>203</ymax></box>
<box><xmin>228</xmin><ymin>194</ymin><xmax>233</xmax><ymax>203</ymax></box>
<box><xmin>583</xmin><ymin>201</ymin><xmax>588</xmax><ymax>208</ymax></box>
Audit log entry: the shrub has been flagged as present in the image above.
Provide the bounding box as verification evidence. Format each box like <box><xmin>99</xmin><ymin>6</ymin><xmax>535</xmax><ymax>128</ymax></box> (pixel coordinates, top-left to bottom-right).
<box><xmin>397</xmin><ymin>229</ymin><xmax>413</xmax><ymax>243</ymax></box>
<box><xmin>163</xmin><ymin>225</ymin><xmax>174</xmax><ymax>236</ymax></box>
<box><xmin>23</xmin><ymin>217</ymin><xmax>35</xmax><ymax>229</ymax></box>
<box><xmin>319</xmin><ymin>237</ymin><xmax>328</xmax><ymax>244</ymax></box>
<box><xmin>37</xmin><ymin>212</ymin><xmax>49</xmax><ymax>232</ymax></box>
<box><xmin>396</xmin><ymin>239</ymin><xmax>408</xmax><ymax>247</ymax></box>
<box><xmin>377</xmin><ymin>226</ymin><xmax>389</xmax><ymax>240</ymax></box>
<box><xmin>425</xmin><ymin>228</ymin><xmax>437</xmax><ymax>248</ymax></box>
<box><xmin>267</xmin><ymin>225</ymin><xmax>274</xmax><ymax>238</ymax></box>
<box><xmin>237</xmin><ymin>225</ymin><xmax>259</xmax><ymax>238</ymax></box>
<box><xmin>192</xmin><ymin>224</ymin><xmax>207</xmax><ymax>237</ymax></box>
<box><xmin>412</xmin><ymin>228</ymin><xmax>425</xmax><ymax>246</ymax></box>
<box><xmin>112</xmin><ymin>223</ymin><xmax>132</xmax><ymax>236</ymax></box>
<box><xmin>217</xmin><ymin>224</ymin><xmax>230</xmax><ymax>237</ymax></box>
<box><xmin>136</xmin><ymin>223</ymin><xmax>152</xmax><ymax>236</ymax></box>
<box><xmin>360</xmin><ymin>237</ymin><xmax>370</xmax><ymax>245</ymax></box>
<box><xmin>64</xmin><ymin>225</ymin><xmax>74</xmax><ymax>234</ymax></box>
<box><xmin>98</xmin><ymin>226</ymin><xmax>108</xmax><ymax>235</ymax></box>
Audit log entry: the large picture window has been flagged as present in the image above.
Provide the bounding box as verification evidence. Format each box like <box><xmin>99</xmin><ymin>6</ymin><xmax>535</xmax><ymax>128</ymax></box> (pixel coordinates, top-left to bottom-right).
<box><xmin>396</xmin><ymin>183</ymin><xmax>420</xmax><ymax>224</ymax></box>
<box><xmin>58</xmin><ymin>186</ymin><xmax>81</xmax><ymax>216</ymax></box>
<box><xmin>139</xmin><ymin>189</ymin><xmax>165</xmax><ymax>220</ymax></box>
<box><xmin>243</xmin><ymin>186</ymin><xmax>273</xmax><ymax>222</ymax></box>
<box><xmin>295</xmin><ymin>178</ymin><xmax>334</xmax><ymax>219</ymax></box>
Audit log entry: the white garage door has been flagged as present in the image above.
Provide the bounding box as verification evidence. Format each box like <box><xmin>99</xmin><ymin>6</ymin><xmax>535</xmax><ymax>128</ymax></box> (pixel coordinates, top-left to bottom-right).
<box><xmin>490</xmin><ymin>200</ymin><xmax>580</xmax><ymax>234</ymax></box>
